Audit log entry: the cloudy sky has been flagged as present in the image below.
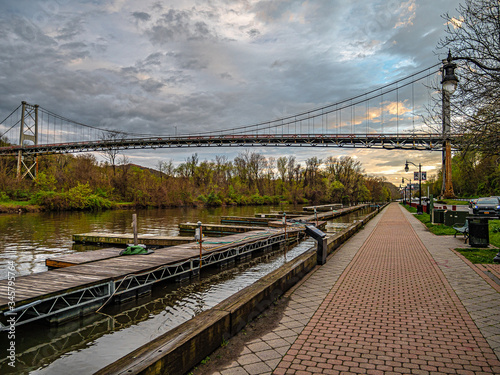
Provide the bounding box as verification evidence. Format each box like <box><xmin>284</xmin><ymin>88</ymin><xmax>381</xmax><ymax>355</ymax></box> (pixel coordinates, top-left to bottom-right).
<box><xmin>0</xmin><ymin>0</ymin><xmax>462</xmax><ymax>186</ymax></box>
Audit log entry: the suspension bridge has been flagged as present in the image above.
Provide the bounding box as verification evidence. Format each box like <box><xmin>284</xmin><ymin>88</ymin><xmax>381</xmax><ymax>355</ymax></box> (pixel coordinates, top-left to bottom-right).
<box><xmin>0</xmin><ymin>62</ymin><xmax>457</xmax><ymax>195</ymax></box>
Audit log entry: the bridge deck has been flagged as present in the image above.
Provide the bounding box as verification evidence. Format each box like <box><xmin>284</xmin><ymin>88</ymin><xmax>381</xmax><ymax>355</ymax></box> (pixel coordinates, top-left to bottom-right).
<box><xmin>0</xmin><ymin>133</ymin><xmax>450</xmax><ymax>156</ymax></box>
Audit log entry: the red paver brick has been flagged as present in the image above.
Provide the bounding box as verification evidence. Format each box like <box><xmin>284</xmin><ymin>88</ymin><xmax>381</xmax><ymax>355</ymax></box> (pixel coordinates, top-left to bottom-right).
<box><xmin>273</xmin><ymin>204</ymin><xmax>499</xmax><ymax>375</ymax></box>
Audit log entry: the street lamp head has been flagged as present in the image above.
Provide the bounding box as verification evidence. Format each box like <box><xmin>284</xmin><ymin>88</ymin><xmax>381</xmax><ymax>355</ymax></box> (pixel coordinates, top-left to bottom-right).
<box><xmin>404</xmin><ymin>162</ymin><xmax>409</xmax><ymax>172</ymax></box>
<box><xmin>442</xmin><ymin>51</ymin><xmax>459</xmax><ymax>95</ymax></box>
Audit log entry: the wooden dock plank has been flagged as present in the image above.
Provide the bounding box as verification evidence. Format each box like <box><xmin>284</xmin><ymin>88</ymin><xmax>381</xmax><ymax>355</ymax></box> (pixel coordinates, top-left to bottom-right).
<box><xmin>72</xmin><ymin>233</ymin><xmax>192</xmax><ymax>247</ymax></box>
<box><xmin>179</xmin><ymin>223</ymin><xmax>268</xmax><ymax>235</ymax></box>
<box><xmin>0</xmin><ymin>228</ymin><xmax>293</xmax><ymax>312</ymax></box>
<box><xmin>0</xmin><ymin>271</ymin><xmax>109</xmax><ymax>304</ymax></box>
<box><xmin>254</xmin><ymin>213</ymin><xmax>302</xmax><ymax>218</ymax></box>
<box><xmin>55</xmin><ymin>264</ymin><xmax>139</xmax><ymax>279</ymax></box>
<box><xmin>46</xmin><ymin>248</ymin><xmax>124</xmax><ymax>268</ymax></box>
<box><xmin>220</xmin><ymin>216</ymin><xmax>275</xmax><ymax>226</ymax></box>
<box><xmin>303</xmin><ymin>203</ymin><xmax>343</xmax><ymax>211</ymax></box>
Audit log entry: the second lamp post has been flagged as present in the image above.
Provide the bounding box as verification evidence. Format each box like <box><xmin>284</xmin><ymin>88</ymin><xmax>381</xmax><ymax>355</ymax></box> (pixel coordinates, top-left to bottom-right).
<box><xmin>405</xmin><ymin>161</ymin><xmax>423</xmax><ymax>214</ymax></box>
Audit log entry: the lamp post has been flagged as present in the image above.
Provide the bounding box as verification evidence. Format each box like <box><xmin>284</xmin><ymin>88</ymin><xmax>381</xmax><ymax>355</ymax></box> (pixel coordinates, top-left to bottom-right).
<box><xmin>405</xmin><ymin>161</ymin><xmax>423</xmax><ymax>214</ymax></box>
<box><xmin>402</xmin><ymin>177</ymin><xmax>412</xmax><ymax>207</ymax></box>
<box><xmin>441</xmin><ymin>51</ymin><xmax>458</xmax><ymax>199</ymax></box>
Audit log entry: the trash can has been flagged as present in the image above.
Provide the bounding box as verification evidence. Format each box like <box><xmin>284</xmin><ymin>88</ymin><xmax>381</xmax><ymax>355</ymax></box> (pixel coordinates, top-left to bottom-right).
<box><xmin>444</xmin><ymin>210</ymin><xmax>469</xmax><ymax>226</ymax></box>
<box><xmin>467</xmin><ymin>217</ymin><xmax>489</xmax><ymax>248</ymax></box>
<box><xmin>433</xmin><ymin>209</ymin><xmax>445</xmax><ymax>224</ymax></box>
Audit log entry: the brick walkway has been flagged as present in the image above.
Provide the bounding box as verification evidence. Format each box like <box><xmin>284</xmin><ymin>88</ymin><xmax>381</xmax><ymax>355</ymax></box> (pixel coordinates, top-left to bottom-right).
<box><xmin>213</xmin><ymin>203</ymin><xmax>500</xmax><ymax>375</ymax></box>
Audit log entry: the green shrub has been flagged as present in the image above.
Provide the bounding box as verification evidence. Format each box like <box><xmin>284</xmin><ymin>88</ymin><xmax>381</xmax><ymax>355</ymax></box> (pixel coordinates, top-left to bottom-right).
<box><xmin>205</xmin><ymin>191</ymin><xmax>223</xmax><ymax>206</ymax></box>
<box><xmin>12</xmin><ymin>189</ymin><xmax>31</xmax><ymax>201</ymax></box>
<box><xmin>0</xmin><ymin>191</ymin><xmax>9</xmax><ymax>202</ymax></box>
<box><xmin>29</xmin><ymin>183</ymin><xmax>113</xmax><ymax>211</ymax></box>
<box><xmin>250</xmin><ymin>193</ymin><xmax>264</xmax><ymax>205</ymax></box>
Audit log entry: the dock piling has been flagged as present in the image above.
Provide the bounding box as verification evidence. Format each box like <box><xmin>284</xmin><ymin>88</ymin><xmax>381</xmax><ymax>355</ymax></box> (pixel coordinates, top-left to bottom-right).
<box><xmin>132</xmin><ymin>214</ymin><xmax>138</xmax><ymax>246</ymax></box>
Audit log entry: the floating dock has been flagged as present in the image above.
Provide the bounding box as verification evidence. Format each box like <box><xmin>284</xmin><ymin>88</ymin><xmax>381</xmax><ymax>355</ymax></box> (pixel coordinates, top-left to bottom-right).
<box><xmin>303</xmin><ymin>203</ymin><xmax>343</xmax><ymax>212</ymax></box>
<box><xmin>178</xmin><ymin>222</ymin><xmax>268</xmax><ymax>236</ymax></box>
<box><xmin>221</xmin><ymin>216</ymin><xmax>278</xmax><ymax>226</ymax></box>
<box><xmin>0</xmin><ymin>228</ymin><xmax>302</xmax><ymax>330</ymax></box>
<box><xmin>72</xmin><ymin>233</ymin><xmax>191</xmax><ymax>247</ymax></box>
<box><xmin>45</xmin><ymin>248</ymin><xmax>124</xmax><ymax>269</ymax></box>
<box><xmin>254</xmin><ymin>213</ymin><xmax>303</xmax><ymax>219</ymax></box>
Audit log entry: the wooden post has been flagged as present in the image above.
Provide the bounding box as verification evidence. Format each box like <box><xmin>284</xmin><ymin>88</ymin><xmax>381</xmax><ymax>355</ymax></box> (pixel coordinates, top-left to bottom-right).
<box><xmin>314</xmin><ymin>207</ymin><xmax>318</xmax><ymax>226</ymax></box>
<box><xmin>283</xmin><ymin>212</ymin><xmax>287</xmax><ymax>238</ymax></box>
<box><xmin>132</xmin><ymin>214</ymin><xmax>138</xmax><ymax>246</ymax></box>
<box><xmin>197</xmin><ymin>221</ymin><xmax>203</xmax><ymax>268</ymax></box>
<box><xmin>283</xmin><ymin>213</ymin><xmax>287</xmax><ymax>261</ymax></box>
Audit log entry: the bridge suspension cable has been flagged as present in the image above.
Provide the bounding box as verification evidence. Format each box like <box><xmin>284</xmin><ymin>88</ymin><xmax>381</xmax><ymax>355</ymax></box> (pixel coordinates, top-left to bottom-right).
<box><xmin>192</xmin><ymin>63</ymin><xmax>441</xmax><ymax>137</ymax></box>
<box><xmin>0</xmin><ymin>104</ymin><xmax>22</xmax><ymax>140</ymax></box>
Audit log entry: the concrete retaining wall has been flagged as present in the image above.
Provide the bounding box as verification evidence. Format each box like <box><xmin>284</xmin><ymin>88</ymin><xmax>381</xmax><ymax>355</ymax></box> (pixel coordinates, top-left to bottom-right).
<box><xmin>95</xmin><ymin>206</ymin><xmax>383</xmax><ymax>375</ymax></box>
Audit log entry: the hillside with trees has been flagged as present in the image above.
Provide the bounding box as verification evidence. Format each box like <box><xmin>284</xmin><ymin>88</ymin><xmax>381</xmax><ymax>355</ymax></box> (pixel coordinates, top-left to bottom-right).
<box><xmin>0</xmin><ymin>151</ymin><xmax>397</xmax><ymax>211</ymax></box>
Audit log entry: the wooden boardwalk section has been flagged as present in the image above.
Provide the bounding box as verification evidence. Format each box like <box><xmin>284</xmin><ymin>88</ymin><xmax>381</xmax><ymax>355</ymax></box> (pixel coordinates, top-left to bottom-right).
<box><xmin>0</xmin><ymin>228</ymin><xmax>301</xmax><ymax>329</ymax></box>
<box><xmin>72</xmin><ymin>233</ymin><xmax>191</xmax><ymax>247</ymax></box>
<box><xmin>179</xmin><ymin>222</ymin><xmax>268</xmax><ymax>235</ymax></box>
<box><xmin>45</xmin><ymin>248</ymin><xmax>124</xmax><ymax>268</ymax></box>
<box><xmin>303</xmin><ymin>203</ymin><xmax>343</xmax><ymax>211</ymax></box>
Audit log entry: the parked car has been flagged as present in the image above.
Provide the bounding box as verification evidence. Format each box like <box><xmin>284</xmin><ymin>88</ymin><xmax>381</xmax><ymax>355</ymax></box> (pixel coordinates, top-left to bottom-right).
<box><xmin>472</xmin><ymin>197</ymin><xmax>500</xmax><ymax>216</ymax></box>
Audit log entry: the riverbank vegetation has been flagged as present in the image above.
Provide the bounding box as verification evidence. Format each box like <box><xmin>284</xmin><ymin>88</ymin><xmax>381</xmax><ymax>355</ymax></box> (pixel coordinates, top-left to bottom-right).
<box><xmin>0</xmin><ymin>151</ymin><xmax>398</xmax><ymax>212</ymax></box>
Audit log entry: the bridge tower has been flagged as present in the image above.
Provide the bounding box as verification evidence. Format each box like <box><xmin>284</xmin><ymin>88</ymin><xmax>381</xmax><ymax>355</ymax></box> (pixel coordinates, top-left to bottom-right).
<box><xmin>17</xmin><ymin>101</ymin><xmax>39</xmax><ymax>179</ymax></box>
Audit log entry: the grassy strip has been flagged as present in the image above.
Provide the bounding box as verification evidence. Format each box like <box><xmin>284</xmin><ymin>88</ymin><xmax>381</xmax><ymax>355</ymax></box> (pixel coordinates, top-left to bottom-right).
<box><xmin>1</xmin><ymin>200</ymin><xmax>36</xmax><ymax>207</ymax></box>
<box><xmin>454</xmin><ymin>247</ymin><xmax>499</xmax><ymax>264</ymax></box>
<box><xmin>400</xmin><ymin>203</ymin><xmax>500</xmax><ymax>247</ymax></box>
<box><xmin>400</xmin><ymin>203</ymin><xmax>456</xmax><ymax>235</ymax></box>
<box><xmin>401</xmin><ymin>203</ymin><xmax>500</xmax><ymax>264</ymax></box>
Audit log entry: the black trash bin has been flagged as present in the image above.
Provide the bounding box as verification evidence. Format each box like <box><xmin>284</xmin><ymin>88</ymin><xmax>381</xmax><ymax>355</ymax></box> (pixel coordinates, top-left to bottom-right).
<box><xmin>467</xmin><ymin>217</ymin><xmax>489</xmax><ymax>248</ymax></box>
<box><xmin>433</xmin><ymin>209</ymin><xmax>445</xmax><ymax>224</ymax></box>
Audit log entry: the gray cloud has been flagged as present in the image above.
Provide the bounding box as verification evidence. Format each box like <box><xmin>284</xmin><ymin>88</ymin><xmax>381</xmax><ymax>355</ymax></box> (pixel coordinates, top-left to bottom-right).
<box><xmin>56</xmin><ymin>18</ymin><xmax>86</xmax><ymax>41</ymax></box>
<box><xmin>132</xmin><ymin>11</ymin><xmax>151</xmax><ymax>22</ymax></box>
<box><xmin>145</xmin><ymin>9</ymin><xmax>218</xmax><ymax>44</ymax></box>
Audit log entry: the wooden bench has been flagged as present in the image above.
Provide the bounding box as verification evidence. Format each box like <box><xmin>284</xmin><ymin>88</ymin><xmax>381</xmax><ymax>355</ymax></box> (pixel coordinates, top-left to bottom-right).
<box><xmin>453</xmin><ymin>221</ymin><xmax>469</xmax><ymax>243</ymax></box>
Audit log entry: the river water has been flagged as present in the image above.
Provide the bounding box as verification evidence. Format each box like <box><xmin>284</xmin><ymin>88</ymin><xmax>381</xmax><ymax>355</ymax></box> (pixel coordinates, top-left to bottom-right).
<box><xmin>0</xmin><ymin>205</ymin><xmax>373</xmax><ymax>374</ymax></box>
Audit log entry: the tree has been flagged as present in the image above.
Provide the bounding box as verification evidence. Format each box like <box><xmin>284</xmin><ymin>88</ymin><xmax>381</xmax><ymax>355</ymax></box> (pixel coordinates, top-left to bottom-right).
<box><xmin>100</xmin><ymin>131</ymin><xmax>124</xmax><ymax>176</ymax></box>
<box><xmin>156</xmin><ymin>159</ymin><xmax>175</xmax><ymax>181</ymax></box>
<box><xmin>328</xmin><ymin>180</ymin><xmax>345</xmax><ymax>203</ymax></box>
<box><xmin>437</xmin><ymin>0</ymin><xmax>500</xmax><ymax>155</ymax></box>
<box><xmin>277</xmin><ymin>156</ymin><xmax>287</xmax><ymax>182</ymax></box>
<box><xmin>185</xmin><ymin>153</ymin><xmax>199</xmax><ymax>178</ymax></box>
